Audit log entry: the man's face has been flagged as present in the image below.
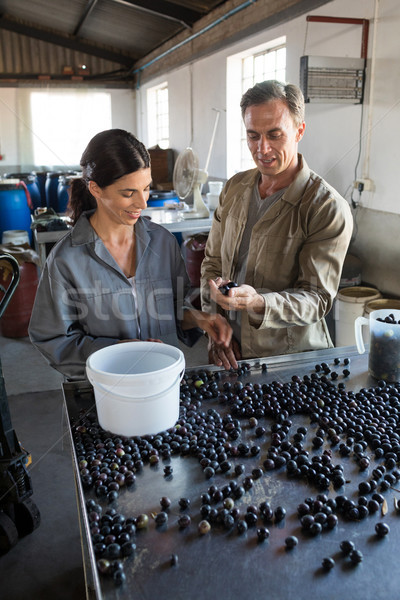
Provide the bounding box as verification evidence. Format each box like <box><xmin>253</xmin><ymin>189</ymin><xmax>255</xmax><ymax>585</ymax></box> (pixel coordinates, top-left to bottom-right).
<box><xmin>244</xmin><ymin>99</ymin><xmax>305</xmax><ymax>178</ymax></box>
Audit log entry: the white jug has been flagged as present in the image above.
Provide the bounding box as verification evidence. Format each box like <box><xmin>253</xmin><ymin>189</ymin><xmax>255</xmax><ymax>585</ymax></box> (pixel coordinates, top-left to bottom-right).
<box><xmin>355</xmin><ymin>308</ymin><xmax>400</xmax><ymax>382</ymax></box>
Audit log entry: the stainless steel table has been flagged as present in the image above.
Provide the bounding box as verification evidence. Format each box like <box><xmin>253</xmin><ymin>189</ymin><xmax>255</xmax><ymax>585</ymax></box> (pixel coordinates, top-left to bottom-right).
<box><xmin>142</xmin><ymin>205</ymin><xmax>213</xmax><ymax>235</ymax></box>
<box><xmin>63</xmin><ymin>345</ymin><xmax>400</xmax><ymax>600</ymax></box>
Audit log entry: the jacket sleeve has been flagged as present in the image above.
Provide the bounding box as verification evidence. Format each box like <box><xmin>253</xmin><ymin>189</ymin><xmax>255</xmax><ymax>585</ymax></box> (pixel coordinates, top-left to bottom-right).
<box><xmin>200</xmin><ymin>205</ymin><xmax>223</xmax><ymax>314</ymax></box>
<box><xmin>256</xmin><ymin>194</ymin><xmax>353</xmax><ymax>330</ymax></box>
<box><xmin>28</xmin><ymin>262</ymin><xmax>119</xmax><ymax>380</ymax></box>
<box><xmin>173</xmin><ymin>238</ymin><xmax>204</xmax><ymax>346</ymax></box>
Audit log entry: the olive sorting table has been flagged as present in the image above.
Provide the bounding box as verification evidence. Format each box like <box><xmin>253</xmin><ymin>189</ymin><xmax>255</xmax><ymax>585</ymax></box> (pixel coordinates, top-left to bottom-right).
<box><xmin>63</xmin><ymin>346</ymin><xmax>400</xmax><ymax>600</ymax></box>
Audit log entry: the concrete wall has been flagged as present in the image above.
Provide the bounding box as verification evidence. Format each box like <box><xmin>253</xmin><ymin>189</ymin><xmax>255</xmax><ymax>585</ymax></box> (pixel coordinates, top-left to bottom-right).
<box><xmin>137</xmin><ymin>0</ymin><xmax>400</xmax><ymax>298</ymax></box>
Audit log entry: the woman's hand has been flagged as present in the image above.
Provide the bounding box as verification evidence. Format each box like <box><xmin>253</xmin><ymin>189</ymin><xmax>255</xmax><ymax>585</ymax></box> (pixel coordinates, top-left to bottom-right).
<box><xmin>193</xmin><ymin>312</ymin><xmax>233</xmax><ymax>348</ymax></box>
<box><xmin>208</xmin><ymin>278</ymin><xmax>265</xmax><ymax>315</ymax></box>
<box><xmin>208</xmin><ymin>336</ymin><xmax>241</xmax><ymax>370</ymax></box>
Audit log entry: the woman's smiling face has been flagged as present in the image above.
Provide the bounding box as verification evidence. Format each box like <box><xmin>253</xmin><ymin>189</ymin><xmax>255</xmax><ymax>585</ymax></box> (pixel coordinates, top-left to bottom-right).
<box><xmin>89</xmin><ymin>168</ymin><xmax>152</xmax><ymax>226</ymax></box>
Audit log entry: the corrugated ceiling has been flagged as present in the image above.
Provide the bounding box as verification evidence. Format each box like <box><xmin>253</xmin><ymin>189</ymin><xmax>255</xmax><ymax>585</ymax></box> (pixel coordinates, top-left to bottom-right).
<box><xmin>0</xmin><ymin>0</ymin><xmax>228</xmax><ymax>84</ymax></box>
<box><xmin>0</xmin><ymin>0</ymin><xmax>332</xmax><ymax>86</ymax></box>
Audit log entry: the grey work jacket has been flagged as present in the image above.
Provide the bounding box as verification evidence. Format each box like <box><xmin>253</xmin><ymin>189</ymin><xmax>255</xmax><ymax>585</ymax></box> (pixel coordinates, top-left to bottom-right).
<box><xmin>29</xmin><ymin>212</ymin><xmax>200</xmax><ymax>380</ymax></box>
<box><xmin>201</xmin><ymin>155</ymin><xmax>353</xmax><ymax>359</ymax></box>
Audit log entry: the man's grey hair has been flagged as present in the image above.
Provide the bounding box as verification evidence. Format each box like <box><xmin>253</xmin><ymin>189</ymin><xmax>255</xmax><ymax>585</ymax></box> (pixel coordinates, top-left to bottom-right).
<box><xmin>240</xmin><ymin>80</ymin><xmax>305</xmax><ymax>126</ymax></box>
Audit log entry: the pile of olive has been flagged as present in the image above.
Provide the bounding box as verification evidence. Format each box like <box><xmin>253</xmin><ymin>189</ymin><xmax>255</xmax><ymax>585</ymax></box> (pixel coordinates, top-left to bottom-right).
<box><xmin>72</xmin><ymin>357</ymin><xmax>400</xmax><ymax>586</ymax></box>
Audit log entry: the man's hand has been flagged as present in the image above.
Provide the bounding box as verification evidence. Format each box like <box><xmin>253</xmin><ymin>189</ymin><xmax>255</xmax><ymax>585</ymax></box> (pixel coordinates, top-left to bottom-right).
<box><xmin>208</xmin><ymin>336</ymin><xmax>241</xmax><ymax>370</ymax></box>
<box><xmin>209</xmin><ymin>278</ymin><xmax>265</xmax><ymax>314</ymax></box>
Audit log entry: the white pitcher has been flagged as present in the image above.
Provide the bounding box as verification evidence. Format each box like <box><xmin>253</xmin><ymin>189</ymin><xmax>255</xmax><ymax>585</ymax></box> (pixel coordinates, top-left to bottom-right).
<box><xmin>355</xmin><ymin>308</ymin><xmax>400</xmax><ymax>382</ymax></box>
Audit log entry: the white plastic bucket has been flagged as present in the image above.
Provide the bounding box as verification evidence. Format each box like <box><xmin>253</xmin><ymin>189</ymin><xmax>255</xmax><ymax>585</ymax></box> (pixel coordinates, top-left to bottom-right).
<box><xmin>86</xmin><ymin>341</ymin><xmax>185</xmax><ymax>437</ymax></box>
<box><xmin>334</xmin><ymin>286</ymin><xmax>381</xmax><ymax>347</ymax></box>
<box><xmin>1</xmin><ymin>229</ymin><xmax>30</xmax><ymax>245</ymax></box>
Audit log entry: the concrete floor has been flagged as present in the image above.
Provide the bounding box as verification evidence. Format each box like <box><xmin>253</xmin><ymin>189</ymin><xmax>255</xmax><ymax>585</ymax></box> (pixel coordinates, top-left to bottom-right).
<box><xmin>0</xmin><ymin>333</ymin><xmax>209</xmax><ymax>599</ymax></box>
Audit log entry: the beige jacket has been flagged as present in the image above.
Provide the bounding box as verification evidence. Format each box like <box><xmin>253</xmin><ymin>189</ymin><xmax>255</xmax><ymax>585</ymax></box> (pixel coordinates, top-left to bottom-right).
<box><xmin>200</xmin><ymin>155</ymin><xmax>353</xmax><ymax>359</ymax></box>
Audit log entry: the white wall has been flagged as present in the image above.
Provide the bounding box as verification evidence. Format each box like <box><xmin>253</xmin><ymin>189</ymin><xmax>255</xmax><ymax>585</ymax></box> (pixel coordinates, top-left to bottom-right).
<box><xmin>137</xmin><ymin>0</ymin><xmax>400</xmax><ymax>297</ymax></box>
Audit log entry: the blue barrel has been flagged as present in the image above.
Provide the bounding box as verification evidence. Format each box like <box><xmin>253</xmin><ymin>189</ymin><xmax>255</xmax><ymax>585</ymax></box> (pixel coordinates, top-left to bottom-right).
<box><xmin>0</xmin><ymin>183</ymin><xmax>32</xmax><ymax>244</ymax></box>
<box><xmin>148</xmin><ymin>190</ymin><xmax>179</xmax><ymax>207</ymax></box>
<box><xmin>45</xmin><ymin>172</ymin><xmax>65</xmax><ymax>211</ymax></box>
<box><xmin>57</xmin><ymin>175</ymin><xmax>79</xmax><ymax>213</ymax></box>
<box><xmin>5</xmin><ymin>173</ymin><xmax>41</xmax><ymax>210</ymax></box>
<box><xmin>33</xmin><ymin>171</ymin><xmax>48</xmax><ymax>207</ymax></box>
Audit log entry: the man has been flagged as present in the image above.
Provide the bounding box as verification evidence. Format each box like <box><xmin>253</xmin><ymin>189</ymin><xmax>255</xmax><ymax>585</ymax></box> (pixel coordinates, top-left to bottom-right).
<box><xmin>200</xmin><ymin>80</ymin><xmax>353</xmax><ymax>370</ymax></box>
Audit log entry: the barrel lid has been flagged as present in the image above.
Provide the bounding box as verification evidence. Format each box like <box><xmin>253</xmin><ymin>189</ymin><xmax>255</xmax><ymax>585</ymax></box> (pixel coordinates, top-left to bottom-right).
<box><xmin>4</xmin><ymin>172</ymin><xmax>34</xmax><ymax>179</ymax></box>
<box><xmin>0</xmin><ymin>181</ymin><xmax>21</xmax><ymax>190</ymax></box>
<box><xmin>149</xmin><ymin>190</ymin><xmax>178</xmax><ymax>199</ymax></box>
<box><xmin>47</xmin><ymin>171</ymin><xmax>66</xmax><ymax>178</ymax></box>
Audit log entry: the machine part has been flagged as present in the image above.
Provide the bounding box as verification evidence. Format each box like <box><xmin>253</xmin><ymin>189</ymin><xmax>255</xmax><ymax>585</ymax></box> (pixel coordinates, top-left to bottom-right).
<box><xmin>0</xmin><ymin>253</ymin><xmax>40</xmax><ymax>553</ymax></box>
<box><xmin>13</xmin><ymin>498</ymin><xmax>41</xmax><ymax>537</ymax></box>
<box><xmin>0</xmin><ymin>511</ymin><xmax>18</xmax><ymax>555</ymax></box>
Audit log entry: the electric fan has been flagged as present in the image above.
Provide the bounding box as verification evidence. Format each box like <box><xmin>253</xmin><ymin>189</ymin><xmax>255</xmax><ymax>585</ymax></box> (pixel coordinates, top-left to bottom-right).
<box><xmin>173</xmin><ymin>147</ymin><xmax>209</xmax><ymax>219</ymax></box>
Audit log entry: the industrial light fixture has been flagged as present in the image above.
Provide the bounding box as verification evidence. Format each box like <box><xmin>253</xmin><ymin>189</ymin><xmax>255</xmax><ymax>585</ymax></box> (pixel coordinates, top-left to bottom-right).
<box><xmin>300</xmin><ymin>55</ymin><xmax>365</xmax><ymax>104</ymax></box>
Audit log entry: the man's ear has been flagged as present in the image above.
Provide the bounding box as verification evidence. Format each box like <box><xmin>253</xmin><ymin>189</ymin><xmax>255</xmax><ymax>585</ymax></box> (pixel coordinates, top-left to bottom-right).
<box><xmin>296</xmin><ymin>122</ymin><xmax>306</xmax><ymax>142</ymax></box>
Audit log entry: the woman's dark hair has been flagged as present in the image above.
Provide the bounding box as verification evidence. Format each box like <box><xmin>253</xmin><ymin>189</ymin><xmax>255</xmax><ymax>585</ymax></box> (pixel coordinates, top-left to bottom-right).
<box><xmin>240</xmin><ymin>80</ymin><xmax>305</xmax><ymax>126</ymax></box>
<box><xmin>68</xmin><ymin>129</ymin><xmax>150</xmax><ymax>224</ymax></box>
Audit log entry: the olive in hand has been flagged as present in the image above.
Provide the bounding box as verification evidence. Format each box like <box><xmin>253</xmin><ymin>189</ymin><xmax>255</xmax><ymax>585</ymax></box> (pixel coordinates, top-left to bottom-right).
<box><xmin>219</xmin><ymin>281</ymin><xmax>239</xmax><ymax>296</ymax></box>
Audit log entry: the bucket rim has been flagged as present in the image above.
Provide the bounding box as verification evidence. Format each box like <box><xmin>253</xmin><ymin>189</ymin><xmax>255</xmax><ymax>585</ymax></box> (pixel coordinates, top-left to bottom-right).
<box><xmin>86</xmin><ymin>341</ymin><xmax>185</xmax><ymax>378</ymax></box>
<box><xmin>337</xmin><ymin>286</ymin><xmax>381</xmax><ymax>301</ymax></box>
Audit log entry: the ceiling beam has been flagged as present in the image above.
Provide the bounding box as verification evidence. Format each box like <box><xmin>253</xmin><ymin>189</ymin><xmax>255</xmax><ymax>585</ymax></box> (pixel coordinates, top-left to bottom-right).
<box><xmin>111</xmin><ymin>0</ymin><xmax>201</xmax><ymax>27</ymax></box>
<box><xmin>133</xmin><ymin>0</ymin><xmax>333</xmax><ymax>84</ymax></box>
<box><xmin>0</xmin><ymin>13</ymin><xmax>137</xmax><ymax>66</ymax></box>
<box><xmin>73</xmin><ymin>0</ymin><xmax>99</xmax><ymax>37</ymax></box>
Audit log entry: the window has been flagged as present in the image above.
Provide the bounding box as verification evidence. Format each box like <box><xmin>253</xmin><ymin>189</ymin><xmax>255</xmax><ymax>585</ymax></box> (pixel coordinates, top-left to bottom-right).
<box><xmin>226</xmin><ymin>37</ymin><xmax>286</xmax><ymax>177</ymax></box>
<box><xmin>30</xmin><ymin>90</ymin><xmax>112</xmax><ymax>166</ymax></box>
<box><xmin>147</xmin><ymin>83</ymin><xmax>169</xmax><ymax>149</ymax></box>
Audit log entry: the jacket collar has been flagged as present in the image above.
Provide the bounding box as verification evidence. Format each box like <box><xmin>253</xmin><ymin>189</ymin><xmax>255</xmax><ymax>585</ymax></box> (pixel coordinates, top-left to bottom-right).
<box><xmin>71</xmin><ymin>210</ymin><xmax>151</xmax><ymax>275</ymax></box>
<box><xmin>238</xmin><ymin>153</ymin><xmax>311</xmax><ymax>208</ymax></box>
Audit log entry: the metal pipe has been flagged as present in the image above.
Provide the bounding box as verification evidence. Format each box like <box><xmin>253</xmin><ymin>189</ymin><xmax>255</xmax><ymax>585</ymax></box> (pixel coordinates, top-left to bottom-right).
<box><xmin>132</xmin><ymin>0</ymin><xmax>258</xmax><ymax>81</ymax></box>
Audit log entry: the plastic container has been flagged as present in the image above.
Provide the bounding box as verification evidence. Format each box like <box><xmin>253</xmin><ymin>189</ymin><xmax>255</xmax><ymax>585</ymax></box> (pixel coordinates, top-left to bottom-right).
<box><xmin>33</xmin><ymin>171</ymin><xmax>48</xmax><ymax>206</ymax></box>
<box><xmin>355</xmin><ymin>308</ymin><xmax>400</xmax><ymax>382</ymax></box>
<box><xmin>364</xmin><ymin>298</ymin><xmax>400</xmax><ymax>315</ymax></box>
<box><xmin>45</xmin><ymin>172</ymin><xmax>65</xmax><ymax>211</ymax></box>
<box><xmin>208</xmin><ymin>181</ymin><xmax>223</xmax><ymax>195</ymax></box>
<box><xmin>1</xmin><ymin>230</ymin><xmax>30</xmax><ymax>245</ymax></box>
<box><xmin>334</xmin><ymin>286</ymin><xmax>382</xmax><ymax>347</ymax></box>
<box><xmin>147</xmin><ymin>190</ymin><xmax>179</xmax><ymax>207</ymax></box>
<box><xmin>86</xmin><ymin>341</ymin><xmax>185</xmax><ymax>437</ymax></box>
<box><xmin>206</xmin><ymin>193</ymin><xmax>219</xmax><ymax>210</ymax></box>
<box><xmin>5</xmin><ymin>173</ymin><xmax>42</xmax><ymax>210</ymax></box>
<box><xmin>57</xmin><ymin>174</ymin><xmax>80</xmax><ymax>213</ymax></box>
<box><xmin>0</xmin><ymin>182</ymin><xmax>32</xmax><ymax>244</ymax></box>
<box><xmin>362</xmin><ymin>299</ymin><xmax>400</xmax><ymax>345</ymax></box>
<box><xmin>0</xmin><ymin>261</ymin><xmax>38</xmax><ymax>337</ymax></box>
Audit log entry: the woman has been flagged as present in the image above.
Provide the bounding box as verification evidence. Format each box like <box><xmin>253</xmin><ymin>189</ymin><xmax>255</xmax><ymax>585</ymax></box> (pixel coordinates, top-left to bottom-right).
<box><xmin>29</xmin><ymin>129</ymin><xmax>231</xmax><ymax>380</ymax></box>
